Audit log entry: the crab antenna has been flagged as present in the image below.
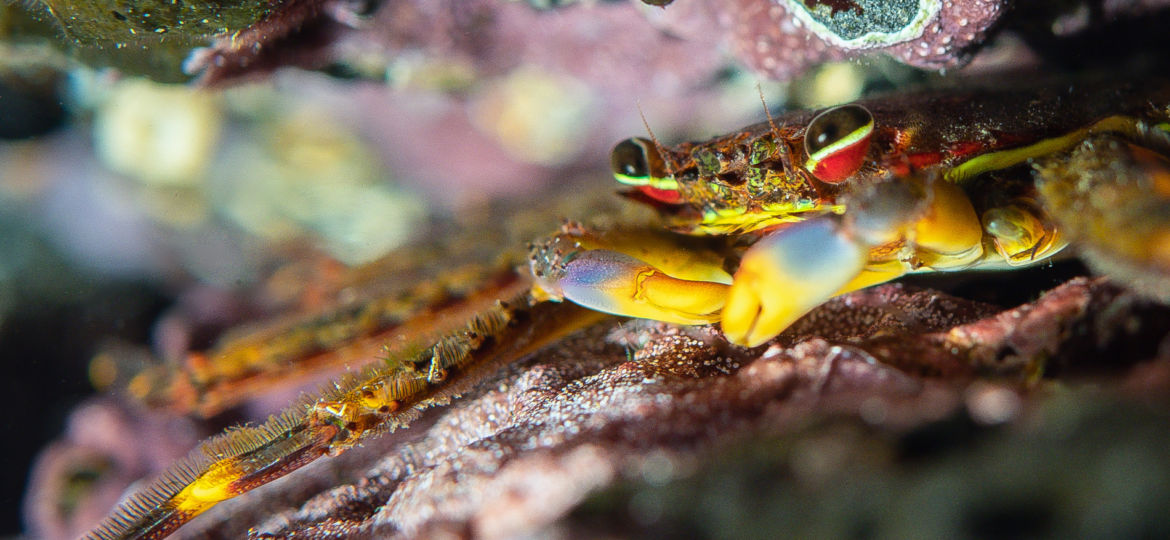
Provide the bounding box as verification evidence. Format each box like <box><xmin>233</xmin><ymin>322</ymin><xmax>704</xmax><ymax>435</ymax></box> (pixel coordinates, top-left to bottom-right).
<box><xmin>757</xmin><ymin>83</ymin><xmax>782</xmax><ymax>137</ymax></box>
<box><xmin>636</xmin><ymin>100</ymin><xmax>676</xmax><ymax>176</ymax></box>
<box><xmin>755</xmin><ymin>84</ymin><xmax>788</xmax><ymax>164</ymax></box>
<box><xmin>757</xmin><ymin>83</ymin><xmax>824</xmax><ymax>199</ymax></box>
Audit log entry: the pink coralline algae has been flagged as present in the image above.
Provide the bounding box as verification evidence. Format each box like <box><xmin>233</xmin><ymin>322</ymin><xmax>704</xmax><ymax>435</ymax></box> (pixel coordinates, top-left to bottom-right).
<box><xmin>182</xmin><ymin>0</ymin><xmax>1009</xmax><ymax>86</ymax></box>
<box><xmin>187</xmin><ymin>0</ymin><xmax>727</xmax><ymax>88</ymax></box>
<box><xmin>655</xmin><ymin>0</ymin><xmax>1005</xmax><ymax>80</ymax></box>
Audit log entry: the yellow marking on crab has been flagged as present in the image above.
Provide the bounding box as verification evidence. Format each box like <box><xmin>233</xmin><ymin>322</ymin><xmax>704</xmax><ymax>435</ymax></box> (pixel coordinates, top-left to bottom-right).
<box><xmin>614</xmin><ymin>172</ymin><xmax>679</xmax><ymax>191</ymax></box>
<box><xmin>835</xmin><ymin>263</ymin><xmax>910</xmax><ymax>295</ymax></box>
<box><xmin>803</xmin><ymin>106</ymin><xmax>875</xmax><ymax>183</ymax></box>
<box><xmin>634</xmin><ymin>270</ymin><xmax>728</xmax><ymax>324</ymax></box>
<box><xmin>691</xmin><ymin>201</ymin><xmax>843</xmax><ymax>235</ymax></box>
<box><xmin>172</xmin><ymin>460</ymin><xmax>244</xmax><ymax>515</ymax></box>
<box><xmin>911</xmin><ymin>182</ymin><xmax>987</xmax><ymax>270</ymax></box>
<box><xmin>946</xmin><ymin>116</ymin><xmax>1145</xmax><ymax>183</ymax></box>
<box><xmin>804</xmin><ymin>117</ymin><xmax>872</xmax><ymax>170</ymax></box>
<box><xmin>571</xmin><ymin>229</ymin><xmax>732</xmax><ymax>284</ymax></box>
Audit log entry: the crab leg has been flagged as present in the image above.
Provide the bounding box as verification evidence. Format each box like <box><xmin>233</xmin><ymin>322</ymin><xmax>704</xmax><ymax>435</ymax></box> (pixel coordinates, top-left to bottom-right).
<box><xmin>723</xmin><ymin>180</ymin><xmax>985</xmax><ymax>346</ymax></box>
<box><xmin>85</xmin><ymin>295</ymin><xmax>607</xmax><ymax>540</ymax></box>
<box><xmin>1033</xmin><ymin>130</ymin><xmax>1170</xmax><ymax>300</ymax></box>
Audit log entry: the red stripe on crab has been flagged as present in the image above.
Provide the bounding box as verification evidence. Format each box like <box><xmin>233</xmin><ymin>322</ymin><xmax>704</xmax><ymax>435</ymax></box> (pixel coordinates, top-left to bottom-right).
<box><xmin>803</xmin><ymin>104</ymin><xmax>875</xmax><ymax>184</ymax></box>
<box><xmin>636</xmin><ymin>184</ymin><xmax>684</xmax><ymax>204</ymax></box>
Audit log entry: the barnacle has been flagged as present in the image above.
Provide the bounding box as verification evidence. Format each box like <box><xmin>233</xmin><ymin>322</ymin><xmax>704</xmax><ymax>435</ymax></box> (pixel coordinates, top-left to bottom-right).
<box><xmin>785</xmin><ymin>0</ymin><xmax>942</xmax><ymax>49</ymax></box>
<box><xmin>704</xmin><ymin>0</ymin><xmax>1006</xmax><ymax>80</ymax></box>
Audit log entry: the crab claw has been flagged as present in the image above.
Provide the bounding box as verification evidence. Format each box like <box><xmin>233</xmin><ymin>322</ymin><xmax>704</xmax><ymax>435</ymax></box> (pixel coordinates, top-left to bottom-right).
<box><xmin>722</xmin><ymin>219</ymin><xmax>868</xmax><ymax>347</ymax></box>
<box><xmin>553</xmin><ymin>250</ymin><xmax>728</xmax><ymax>325</ymax></box>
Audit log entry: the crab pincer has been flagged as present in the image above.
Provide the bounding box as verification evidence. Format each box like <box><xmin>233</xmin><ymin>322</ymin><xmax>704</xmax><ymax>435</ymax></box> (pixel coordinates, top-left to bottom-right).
<box><xmin>721</xmin><ymin>218</ymin><xmax>868</xmax><ymax>346</ymax></box>
<box><xmin>529</xmin><ymin>227</ymin><xmax>730</xmax><ymax>326</ymax></box>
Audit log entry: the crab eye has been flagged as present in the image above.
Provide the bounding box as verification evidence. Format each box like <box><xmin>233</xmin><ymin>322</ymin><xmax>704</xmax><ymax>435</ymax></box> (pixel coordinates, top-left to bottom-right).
<box><xmin>804</xmin><ymin>104</ymin><xmax>874</xmax><ymax>184</ymax></box>
<box><xmin>611</xmin><ymin>138</ymin><xmax>653</xmax><ymax>179</ymax></box>
<box><xmin>610</xmin><ymin>137</ymin><xmax>682</xmax><ymax>204</ymax></box>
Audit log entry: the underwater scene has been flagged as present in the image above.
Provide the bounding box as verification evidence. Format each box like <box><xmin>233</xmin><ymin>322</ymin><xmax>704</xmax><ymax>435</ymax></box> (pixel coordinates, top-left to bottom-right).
<box><xmin>4</xmin><ymin>1</ymin><xmax>1170</xmax><ymax>538</ymax></box>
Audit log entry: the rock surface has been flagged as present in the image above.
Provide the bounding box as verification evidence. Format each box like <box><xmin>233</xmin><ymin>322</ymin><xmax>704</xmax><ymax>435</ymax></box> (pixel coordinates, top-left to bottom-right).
<box><xmin>32</xmin><ymin>277</ymin><xmax>1170</xmax><ymax>538</ymax></box>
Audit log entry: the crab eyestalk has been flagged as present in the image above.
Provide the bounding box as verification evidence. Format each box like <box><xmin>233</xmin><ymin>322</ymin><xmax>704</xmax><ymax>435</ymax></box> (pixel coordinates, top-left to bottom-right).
<box><xmin>611</xmin><ymin>137</ymin><xmax>683</xmax><ymax>203</ymax></box>
<box><xmin>803</xmin><ymin>104</ymin><xmax>874</xmax><ymax>184</ymax></box>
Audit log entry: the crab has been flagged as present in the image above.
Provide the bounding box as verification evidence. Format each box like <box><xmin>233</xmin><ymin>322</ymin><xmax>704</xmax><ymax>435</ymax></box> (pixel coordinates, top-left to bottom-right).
<box><xmin>530</xmin><ymin>78</ymin><xmax>1170</xmax><ymax>347</ymax></box>
<box><xmin>84</xmin><ymin>76</ymin><xmax>1170</xmax><ymax>539</ymax></box>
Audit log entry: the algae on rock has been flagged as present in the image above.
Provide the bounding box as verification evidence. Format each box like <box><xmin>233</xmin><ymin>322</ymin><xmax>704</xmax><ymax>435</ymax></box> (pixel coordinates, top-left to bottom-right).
<box><xmin>1</xmin><ymin>1</ymin><xmax>282</xmax><ymax>81</ymax></box>
<box><xmin>33</xmin><ymin>1</ymin><xmax>275</xmax><ymax>44</ymax></box>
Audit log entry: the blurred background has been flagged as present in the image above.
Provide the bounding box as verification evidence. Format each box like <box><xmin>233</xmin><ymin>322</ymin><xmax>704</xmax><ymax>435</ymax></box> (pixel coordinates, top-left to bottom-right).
<box><xmin>4</xmin><ymin>0</ymin><xmax>1170</xmax><ymax>537</ymax></box>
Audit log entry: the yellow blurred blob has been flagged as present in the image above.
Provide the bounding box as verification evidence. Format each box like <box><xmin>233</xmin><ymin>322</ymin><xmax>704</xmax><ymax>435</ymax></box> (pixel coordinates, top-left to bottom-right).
<box><xmin>471</xmin><ymin>67</ymin><xmax>596</xmax><ymax>166</ymax></box>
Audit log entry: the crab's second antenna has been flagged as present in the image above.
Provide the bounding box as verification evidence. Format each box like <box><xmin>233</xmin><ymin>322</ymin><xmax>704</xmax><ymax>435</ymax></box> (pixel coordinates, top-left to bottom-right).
<box><xmin>637</xmin><ymin>100</ymin><xmax>675</xmax><ymax>177</ymax></box>
<box><xmin>757</xmin><ymin>83</ymin><xmax>782</xmax><ymax>136</ymax></box>
<box><xmin>756</xmin><ymin>83</ymin><xmax>813</xmax><ymax>196</ymax></box>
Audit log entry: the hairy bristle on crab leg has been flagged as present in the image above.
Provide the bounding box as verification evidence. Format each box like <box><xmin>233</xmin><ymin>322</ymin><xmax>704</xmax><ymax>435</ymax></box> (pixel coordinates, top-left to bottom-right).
<box><xmin>84</xmin><ymin>295</ymin><xmax>606</xmax><ymax>540</ymax></box>
<box><xmin>111</xmin><ymin>264</ymin><xmax>530</xmax><ymax>418</ymax></box>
